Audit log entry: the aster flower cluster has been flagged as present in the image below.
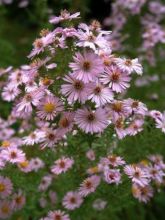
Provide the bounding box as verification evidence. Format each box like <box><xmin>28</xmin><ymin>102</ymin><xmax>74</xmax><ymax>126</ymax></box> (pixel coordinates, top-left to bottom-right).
<box><xmin>104</xmin><ymin>0</ymin><xmax>165</xmax><ymax>66</ymax></box>
<box><xmin>0</xmin><ymin>10</ymin><xmax>165</xmax><ymax>219</ymax></box>
<box><xmin>86</xmin><ymin>153</ymin><xmax>165</xmax><ymax>203</ymax></box>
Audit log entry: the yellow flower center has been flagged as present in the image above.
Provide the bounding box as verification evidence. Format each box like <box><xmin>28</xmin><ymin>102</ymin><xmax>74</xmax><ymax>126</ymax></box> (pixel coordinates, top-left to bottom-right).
<box><xmin>125</xmin><ymin>59</ymin><xmax>132</xmax><ymax>66</ymax></box>
<box><xmin>1</xmin><ymin>205</ymin><xmax>9</xmax><ymax>214</ymax></box>
<box><xmin>44</xmin><ymin>103</ymin><xmax>55</xmax><ymax>113</ymax></box>
<box><xmin>0</xmin><ymin>183</ymin><xmax>5</xmax><ymax>192</ymax></box>
<box><xmin>1</xmin><ymin>141</ymin><xmax>10</xmax><ymax>148</ymax></box>
<box><xmin>19</xmin><ymin>161</ymin><xmax>29</xmax><ymax>168</ymax></box>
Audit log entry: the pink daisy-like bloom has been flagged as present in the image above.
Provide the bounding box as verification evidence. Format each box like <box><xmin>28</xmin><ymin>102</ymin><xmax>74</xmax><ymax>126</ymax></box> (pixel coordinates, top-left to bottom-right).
<box><xmin>69</xmin><ymin>51</ymin><xmax>104</xmax><ymax>83</ymax></box>
<box><xmin>148</xmin><ymin>155</ymin><xmax>165</xmax><ymax>169</ymax></box>
<box><xmin>16</xmin><ymin>89</ymin><xmax>44</xmax><ymax>113</ymax></box>
<box><xmin>123</xmin><ymin>99</ymin><xmax>147</xmax><ymax>116</ymax></box>
<box><xmin>62</xmin><ymin>191</ymin><xmax>83</xmax><ymax>210</ymax></box>
<box><xmin>29</xmin><ymin>157</ymin><xmax>45</xmax><ymax>172</ymax></box>
<box><xmin>132</xmin><ymin>184</ymin><xmax>154</xmax><ymax>203</ymax></box>
<box><xmin>28</xmin><ymin>32</ymin><xmax>55</xmax><ymax>58</ymax></box>
<box><xmin>12</xmin><ymin>190</ymin><xmax>26</xmax><ymax>210</ymax></box>
<box><xmin>58</xmin><ymin>112</ymin><xmax>75</xmax><ymax>133</ymax></box>
<box><xmin>115</xmin><ymin>58</ymin><xmax>143</xmax><ymax>75</ymax></box>
<box><xmin>41</xmin><ymin>128</ymin><xmax>64</xmax><ymax>148</ymax></box>
<box><xmin>114</xmin><ymin>117</ymin><xmax>127</xmax><ymax>139</ymax></box>
<box><xmin>104</xmin><ymin>169</ymin><xmax>121</xmax><ymax>185</ymax></box>
<box><xmin>154</xmin><ymin>112</ymin><xmax>165</xmax><ymax>133</ymax></box>
<box><xmin>2</xmin><ymin>84</ymin><xmax>20</xmax><ymax>102</ymax></box>
<box><xmin>108</xmin><ymin>101</ymin><xmax>128</xmax><ymax>120</ymax></box>
<box><xmin>61</xmin><ymin>74</ymin><xmax>92</xmax><ymax>103</ymax></box>
<box><xmin>17</xmin><ymin>160</ymin><xmax>32</xmax><ymax>173</ymax></box>
<box><xmin>0</xmin><ymin>176</ymin><xmax>13</xmax><ymax>198</ymax></box>
<box><xmin>86</xmin><ymin>149</ymin><xmax>96</xmax><ymax>161</ymax></box>
<box><xmin>23</xmin><ymin>130</ymin><xmax>45</xmax><ymax>146</ymax></box>
<box><xmin>88</xmin><ymin>81</ymin><xmax>114</xmax><ymax>106</ymax></box>
<box><xmin>127</xmin><ymin>119</ymin><xmax>144</xmax><ymax>136</ymax></box>
<box><xmin>51</xmin><ymin>157</ymin><xmax>74</xmax><ymax>175</ymax></box>
<box><xmin>100</xmin><ymin>65</ymin><xmax>131</xmax><ymax>93</ymax></box>
<box><xmin>148</xmin><ymin>165</ymin><xmax>165</xmax><ymax>184</ymax></box>
<box><xmin>1</xmin><ymin>147</ymin><xmax>25</xmax><ymax>164</ymax></box>
<box><xmin>76</xmin><ymin>23</ymin><xmax>111</xmax><ymax>51</ymax></box>
<box><xmin>37</xmin><ymin>95</ymin><xmax>64</xmax><ymax>120</ymax></box>
<box><xmin>46</xmin><ymin>210</ymin><xmax>70</xmax><ymax>220</ymax></box>
<box><xmin>49</xmin><ymin>10</ymin><xmax>80</xmax><ymax>24</ymax></box>
<box><xmin>149</xmin><ymin>110</ymin><xmax>162</xmax><ymax>120</ymax></box>
<box><xmin>104</xmin><ymin>155</ymin><xmax>126</xmax><ymax>167</ymax></box>
<box><xmin>79</xmin><ymin>175</ymin><xmax>101</xmax><ymax>197</ymax></box>
<box><xmin>38</xmin><ymin>175</ymin><xmax>52</xmax><ymax>192</ymax></box>
<box><xmin>0</xmin><ymin>200</ymin><xmax>13</xmax><ymax>219</ymax></box>
<box><xmin>75</xmin><ymin>107</ymin><xmax>109</xmax><ymax>134</ymax></box>
<box><xmin>124</xmin><ymin>165</ymin><xmax>150</xmax><ymax>187</ymax></box>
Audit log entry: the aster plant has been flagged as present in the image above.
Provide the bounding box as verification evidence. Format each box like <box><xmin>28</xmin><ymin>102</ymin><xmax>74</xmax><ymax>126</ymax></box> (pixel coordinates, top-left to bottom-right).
<box><xmin>0</xmin><ymin>10</ymin><xmax>165</xmax><ymax>220</ymax></box>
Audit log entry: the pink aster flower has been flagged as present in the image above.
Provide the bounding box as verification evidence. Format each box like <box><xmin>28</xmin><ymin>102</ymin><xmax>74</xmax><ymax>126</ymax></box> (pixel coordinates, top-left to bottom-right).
<box><xmin>104</xmin><ymin>169</ymin><xmax>121</xmax><ymax>185</ymax></box>
<box><xmin>28</xmin><ymin>32</ymin><xmax>55</xmax><ymax>58</ymax></box>
<box><xmin>0</xmin><ymin>176</ymin><xmax>13</xmax><ymax>198</ymax></box>
<box><xmin>69</xmin><ymin>52</ymin><xmax>104</xmax><ymax>83</ymax></box>
<box><xmin>127</xmin><ymin>119</ymin><xmax>144</xmax><ymax>136</ymax></box>
<box><xmin>76</xmin><ymin>23</ymin><xmax>111</xmax><ymax>51</ymax></box>
<box><xmin>108</xmin><ymin>101</ymin><xmax>128</xmax><ymax>120</ymax></box>
<box><xmin>23</xmin><ymin>130</ymin><xmax>45</xmax><ymax>146</ymax></box>
<box><xmin>17</xmin><ymin>160</ymin><xmax>32</xmax><ymax>173</ymax></box>
<box><xmin>51</xmin><ymin>157</ymin><xmax>74</xmax><ymax>175</ymax></box>
<box><xmin>124</xmin><ymin>165</ymin><xmax>150</xmax><ymax>187</ymax></box>
<box><xmin>29</xmin><ymin>157</ymin><xmax>44</xmax><ymax>172</ymax></box>
<box><xmin>105</xmin><ymin>155</ymin><xmax>125</xmax><ymax>167</ymax></box>
<box><xmin>132</xmin><ymin>184</ymin><xmax>153</xmax><ymax>203</ymax></box>
<box><xmin>148</xmin><ymin>155</ymin><xmax>165</xmax><ymax>169</ymax></box>
<box><xmin>75</xmin><ymin>107</ymin><xmax>109</xmax><ymax>134</ymax></box>
<box><xmin>49</xmin><ymin>10</ymin><xmax>80</xmax><ymax>24</ymax></box>
<box><xmin>149</xmin><ymin>110</ymin><xmax>162</xmax><ymax>120</ymax></box>
<box><xmin>148</xmin><ymin>165</ymin><xmax>165</xmax><ymax>184</ymax></box>
<box><xmin>100</xmin><ymin>65</ymin><xmax>131</xmax><ymax>93</ymax></box>
<box><xmin>1</xmin><ymin>147</ymin><xmax>25</xmax><ymax>164</ymax></box>
<box><xmin>115</xmin><ymin>58</ymin><xmax>143</xmax><ymax>75</ymax></box>
<box><xmin>16</xmin><ymin>89</ymin><xmax>44</xmax><ymax>113</ymax></box>
<box><xmin>154</xmin><ymin>112</ymin><xmax>165</xmax><ymax>133</ymax></box>
<box><xmin>61</xmin><ymin>74</ymin><xmax>92</xmax><ymax>103</ymax></box>
<box><xmin>123</xmin><ymin>99</ymin><xmax>148</xmax><ymax>116</ymax></box>
<box><xmin>114</xmin><ymin>118</ymin><xmax>127</xmax><ymax>139</ymax></box>
<box><xmin>63</xmin><ymin>191</ymin><xmax>83</xmax><ymax>210</ymax></box>
<box><xmin>79</xmin><ymin>175</ymin><xmax>101</xmax><ymax>197</ymax></box>
<box><xmin>38</xmin><ymin>175</ymin><xmax>52</xmax><ymax>192</ymax></box>
<box><xmin>88</xmin><ymin>81</ymin><xmax>114</xmax><ymax>106</ymax></box>
<box><xmin>86</xmin><ymin>149</ymin><xmax>96</xmax><ymax>161</ymax></box>
<box><xmin>12</xmin><ymin>190</ymin><xmax>26</xmax><ymax>210</ymax></box>
<box><xmin>58</xmin><ymin>112</ymin><xmax>75</xmax><ymax>133</ymax></box>
<box><xmin>2</xmin><ymin>84</ymin><xmax>20</xmax><ymax>102</ymax></box>
<box><xmin>41</xmin><ymin>128</ymin><xmax>64</xmax><ymax>148</ymax></box>
<box><xmin>0</xmin><ymin>200</ymin><xmax>13</xmax><ymax>219</ymax></box>
<box><xmin>37</xmin><ymin>95</ymin><xmax>64</xmax><ymax>120</ymax></box>
<box><xmin>46</xmin><ymin>210</ymin><xmax>70</xmax><ymax>220</ymax></box>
